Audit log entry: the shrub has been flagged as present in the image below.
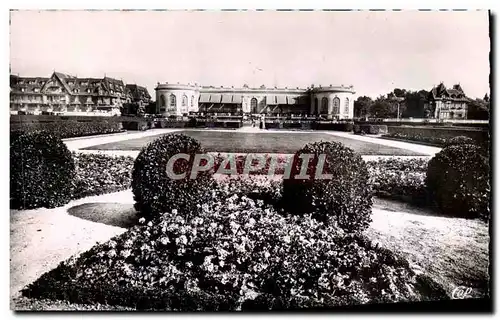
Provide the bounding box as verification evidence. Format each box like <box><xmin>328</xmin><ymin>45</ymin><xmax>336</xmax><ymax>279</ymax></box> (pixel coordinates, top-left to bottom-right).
<box><xmin>282</xmin><ymin>141</ymin><xmax>372</xmax><ymax>232</ymax></box>
<box><xmin>444</xmin><ymin>136</ymin><xmax>475</xmax><ymax>147</ymax></box>
<box><xmin>10</xmin><ymin>131</ymin><xmax>75</xmax><ymax>209</ymax></box>
<box><xmin>426</xmin><ymin>144</ymin><xmax>490</xmax><ymax>220</ymax></box>
<box><xmin>132</xmin><ymin>133</ymin><xmax>216</xmax><ymax>219</ymax></box>
<box><xmin>73</xmin><ymin>153</ymin><xmax>135</xmax><ymax>199</ymax></box>
<box><xmin>22</xmin><ymin>182</ymin><xmax>447</xmax><ymax>310</ymax></box>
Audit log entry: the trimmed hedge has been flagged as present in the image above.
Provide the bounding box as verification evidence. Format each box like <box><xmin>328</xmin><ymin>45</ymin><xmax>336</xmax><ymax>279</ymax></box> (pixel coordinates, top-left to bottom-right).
<box><xmin>315</xmin><ymin>122</ymin><xmax>354</xmax><ymax>131</ymax></box>
<box><xmin>22</xmin><ymin>177</ymin><xmax>448</xmax><ymax>310</ymax></box>
<box><xmin>131</xmin><ymin>133</ymin><xmax>216</xmax><ymax>219</ymax></box>
<box><xmin>10</xmin><ymin>131</ymin><xmax>75</xmax><ymax>209</ymax></box>
<box><xmin>282</xmin><ymin>141</ymin><xmax>373</xmax><ymax>232</ymax></box>
<box><xmin>73</xmin><ymin>153</ymin><xmax>135</xmax><ymax>199</ymax></box>
<box><xmin>11</xmin><ymin>120</ymin><xmax>124</xmax><ymax>139</ymax></box>
<box><xmin>426</xmin><ymin>144</ymin><xmax>490</xmax><ymax>220</ymax></box>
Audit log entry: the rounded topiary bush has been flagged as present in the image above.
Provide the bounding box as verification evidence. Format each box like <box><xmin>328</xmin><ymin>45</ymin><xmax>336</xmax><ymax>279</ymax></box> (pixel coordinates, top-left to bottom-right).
<box><xmin>132</xmin><ymin>133</ymin><xmax>216</xmax><ymax>219</ymax></box>
<box><xmin>444</xmin><ymin>136</ymin><xmax>475</xmax><ymax>148</ymax></box>
<box><xmin>281</xmin><ymin>141</ymin><xmax>373</xmax><ymax>232</ymax></box>
<box><xmin>426</xmin><ymin>144</ymin><xmax>490</xmax><ymax>220</ymax></box>
<box><xmin>10</xmin><ymin>130</ymin><xmax>75</xmax><ymax>209</ymax></box>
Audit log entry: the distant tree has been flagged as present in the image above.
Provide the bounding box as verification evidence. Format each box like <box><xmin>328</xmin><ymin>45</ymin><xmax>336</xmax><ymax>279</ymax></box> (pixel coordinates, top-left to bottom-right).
<box><xmin>402</xmin><ymin>90</ymin><xmax>428</xmax><ymax>118</ymax></box>
<box><xmin>353</xmin><ymin>96</ymin><xmax>373</xmax><ymax>118</ymax></box>
<box><xmin>484</xmin><ymin>93</ymin><xmax>489</xmax><ymax>102</ymax></box>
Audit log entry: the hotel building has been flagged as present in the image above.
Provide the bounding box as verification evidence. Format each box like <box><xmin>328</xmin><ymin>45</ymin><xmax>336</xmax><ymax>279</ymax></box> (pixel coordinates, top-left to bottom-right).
<box><xmin>155</xmin><ymin>83</ymin><xmax>356</xmax><ymax>119</ymax></box>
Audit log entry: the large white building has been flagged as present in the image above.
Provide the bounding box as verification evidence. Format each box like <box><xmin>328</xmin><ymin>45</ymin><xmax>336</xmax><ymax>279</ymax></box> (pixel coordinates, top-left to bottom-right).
<box><xmin>155</xmin><ymin>83</ymin><xmax>356</xmax><ymax>119</ymax></box>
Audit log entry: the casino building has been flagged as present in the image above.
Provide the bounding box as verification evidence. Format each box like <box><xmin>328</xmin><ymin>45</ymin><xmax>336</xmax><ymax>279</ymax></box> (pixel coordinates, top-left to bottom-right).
<box><xmin>155</xmin><ymin>83</ymin><xmax>356</xmax><ymax>119</ymax></box>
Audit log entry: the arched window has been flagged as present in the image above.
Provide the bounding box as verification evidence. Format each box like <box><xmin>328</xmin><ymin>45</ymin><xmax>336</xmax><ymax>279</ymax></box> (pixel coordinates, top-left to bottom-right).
<box><xmin>182</xmin><ymin>95</ymin><xmax>188</xmax><ymax>107</ymax></box>
<box><xmin>314</xmin><ymin>98</ymin><xmax>319</xmax><ymax>115</ymax></box>
<box><xmin>191</xmin><ymin>95</ymin><xmax>194</xmax><ymax>107</ymax></box>
<box><xmin>250</xmin><ymin>98</ymin><xmax>258</xmax><ymax>113</ymax></box>
<box><xmin>344</xmin><ymin>98</ymin><xmax>350</xmax><ymax>114</ymax></box>
<box><xmin>160</xmin><ymin>95</ymin><xmax>166</xmax><ymax>107</ymax></box>
<box><xmin>333</xmin><ymin>97</ymin><xmax>340</xmax><ymax>114</ymax></box>
<box><xmin>169</xmin><ymin>94</ymin><xmax>176</xmax><ymax>107</ymax></box>
<box><xmin>321</xmin><ymin>97</ymin><xmax>328</xmax><ymax>114</ymax></box>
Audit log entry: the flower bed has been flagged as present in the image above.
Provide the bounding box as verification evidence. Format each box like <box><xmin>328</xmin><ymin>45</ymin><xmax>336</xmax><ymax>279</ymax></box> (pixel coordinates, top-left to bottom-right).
<box><xmin>11</xmin><ymin>120</ymin><xmax>124</xmax><ymax>139</ymax></box>
<box><xmin>73</xmin><ymin>153</ymin><xmax>135</xmax><ymax>199</ymax></box>
<box><xmin>22</xmin><ymin>177</ymin><xmax>447</xmax><ymax>310</ymax></box>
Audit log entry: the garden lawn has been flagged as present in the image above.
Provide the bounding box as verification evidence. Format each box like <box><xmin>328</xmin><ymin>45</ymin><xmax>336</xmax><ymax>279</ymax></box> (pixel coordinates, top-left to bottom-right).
<box><xmin>81</xmin><ymin>130</ymin><xmax>425</xmax><ymax>156</ymax></box>
<box><xmin>367</xmin><ymin>198</ymin><xmax>490</xmax><ymax>299</ymax></box>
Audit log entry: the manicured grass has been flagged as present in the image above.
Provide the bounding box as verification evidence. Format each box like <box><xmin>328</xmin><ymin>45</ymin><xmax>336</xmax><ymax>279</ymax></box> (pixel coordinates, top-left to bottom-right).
<box><xmin>82</xmin><ymin>130</ymin><xmax>425</xmax><ymax>155</ymax></box>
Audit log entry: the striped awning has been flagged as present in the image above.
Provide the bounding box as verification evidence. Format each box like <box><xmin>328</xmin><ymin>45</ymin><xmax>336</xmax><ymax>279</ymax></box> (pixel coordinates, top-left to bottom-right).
<box><xmin>221</xmin><ymin>94</ymin><xmax>232</xmax><ymax>104</ymax></box>
<box><xmin>232</xmin><ymin>95</ymin><xmax>243</xmax><ymax>104</ymax></box>
<box><xmin>199</xmin><ymin>93</ymin><xmax>211</xmax><ymax>103</ymax></box>
<box><xmin>266</xmin><ymin>95</ymin><xmax>276</xmax><ymax>105</ymax></box>
<box><xmin>210</xmin><ymin>94</ymin><xmax>222</xmax><ymax>103</ymax></box>
<box><xmin>276</xmin><ymin>95</ymin><xmax>287</xmax><ymax>105</ymax></box>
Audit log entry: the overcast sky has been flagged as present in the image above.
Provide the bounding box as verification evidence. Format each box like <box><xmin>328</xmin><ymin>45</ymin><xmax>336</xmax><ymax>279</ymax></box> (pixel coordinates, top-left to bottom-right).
<box><xmin>10</xmin><ymin>10</ymin><xmax>490</xmax><ymax>99</ymax></box>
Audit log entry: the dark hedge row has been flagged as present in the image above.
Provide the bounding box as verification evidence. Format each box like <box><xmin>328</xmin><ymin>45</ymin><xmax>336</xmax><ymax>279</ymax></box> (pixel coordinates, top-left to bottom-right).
<box><xmin>11</xmin><ymin>120</ymin><xmax>124</xmax><ymax>139</ymax></box>
<box><xmin>383</xmin><ymin>132</ymin><xmax>489</xmax><ymax>149</ymax></box>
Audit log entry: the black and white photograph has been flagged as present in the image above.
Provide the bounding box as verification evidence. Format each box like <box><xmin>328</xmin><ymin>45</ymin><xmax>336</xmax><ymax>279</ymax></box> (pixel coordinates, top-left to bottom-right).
<box><xmin>7</xmin><ymin>7</ymin><xmax>492</xmax><ymax>312</ymax></box>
